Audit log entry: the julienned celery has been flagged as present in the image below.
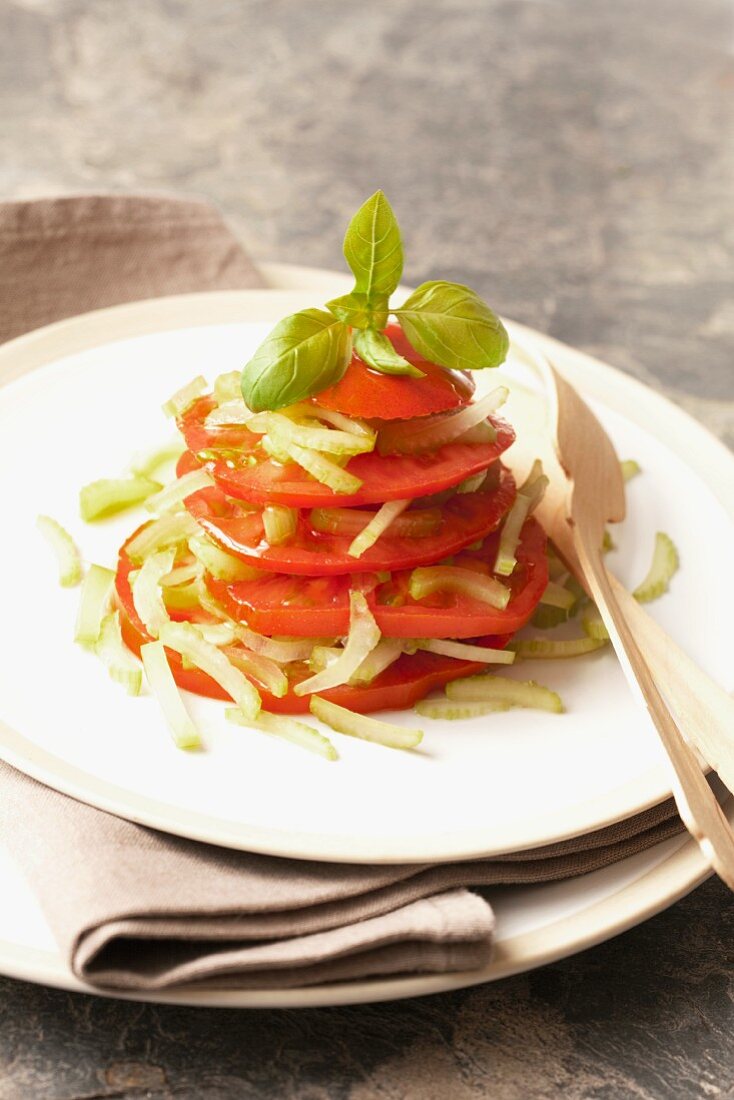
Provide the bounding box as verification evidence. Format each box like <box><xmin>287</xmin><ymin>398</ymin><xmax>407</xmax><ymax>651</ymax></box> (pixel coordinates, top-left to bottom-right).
<box><xmin>131</xmin><ymin>549</ymin><xmax>175</xmax><ymax>639</ymax></box>
<box><xmin>159</xmin><ymin>621</ymin><xmax>261</xmax><ymax>718</ymax></box>
<box><xmin>446</xmin><ymin>674</ymin><xmax>564</xmax><ymax>713</ymax></box>
<box><xmin>349</xmin><ymin>637</ymin><xmax>405</xmax><ymax>685</ymax></box>
<box><xmin>37</xmin><ymin>515</ymin><xmax>83</xmax><ymax>587</ymax></box>
<box><xmin>294</xmin><ymin>592</ymin><xmax>381</xmax><ymax>695</ymax></box>
<box><xmin>311</xmin><ymin>506</ymin><xmax>440</xmax><ymax>539</ymax></box>
<box><xmin>511</xmin><ymin>636</ymin><xmax>607</xmax><ymax>659</ymax></box>
<box><xmin>457</xmin><ymin>471</ymin><xmax>487</xmax><ymax>494</ymax></box>
<box><xmin>205</xmin><ymin>399</ymin><xmax>251</xmax><ymax>428</ymax></box>
<box><xmin>224</xmin><ymin>645</ymin><xmax>289</xmax><ymax>698</ymax></box>
<box><xmin>309</xmin><ymin>645</ymin><xmax>342</xmax><ymax>673</ymax></box>
<box><xmin>266</xmin><ymin>433</ymin><xmax>364</xmax><ymax>494</ymax></box>
<box><xmin>417</xmin><ymin>638</ymin><xmax>516</xmax><ymax>664</ymax></box>
<box><xmin>621</xmin><ymin>459</ymin><xmax>641</xmax><ymax>483</ymax></box>
<box><xmin>79</xmin><ymin>476</ymin><xmax>162</xmax><ymax>522</ymax></box>
<box><xmin>129</xmin><ymin>440</ymin><xmax>185</xmax><ymax>479</ymax></box>
<box><xmin>539</xmin><ymin>581</ymin><xmax>577</xmax><ymax>610</ymax></box>
<box><xmin>95</xmin><ymin>612</ymin><xmax>142</xmax><ymax>695</ymax></box>
<box><xmin>213</xmin><ymin>370</ymin><xmax>243</xmax><ymax>404</ymax></box>
<box><xmin>189</xmin><ymin>534</ymin><xmax>261</xmax><ymax>582</ymax></box>
<box><xmin>633</xmin><ymin>532</ymin><xmax>679</xmax><ymax>604</ymax></box>
<box><xmin>348</xmin><ymin>499</ymin><xmax>410</xmax><ymax>559</ymax></box>
<box><xmin>408</xmin><ymin>566</ymin><xmax>510</xmax><ymax>609</ymax></box>
<box><xmin>582</xmin><ymin>606</ymin><xmax>610</xmax><ymax>641</ymax></box>
<box><xmin>74</xmin><ymin>564</ymin><xmax>116</xmax><ymax>646</ymax></box>
<box><xmin>193</xmin><ymin>622</ymin><xmax>237</xmax><ymax>647</ymax></box>
<box><xmin>264</xmin><ymin>412</ymin><xmax>375</xmax><ymax>457</ymax></box>
<box><xmin>126</xmin><ymin>512</ymin><xmax>201</xmax><ymax>562</ymax></box>
<box><xmin>263</xmin><ymin>504</ymin><xmax>298</xmax><ymax>546</ymax></box>
<box><xmin>162</xmin><ymin>578</ymin><xmax>203</xmax><ymax>612</ymax></box>
<box><xmin>376</xmin><ymin>386</ymin><xmax>507</xmax><ymax>456</ymax></box>
<box><xmin>225</xmin><ymin>708</ymin><xmax>337</xmax><ymax>760</ymax></box>
<box><xmin>231</xmin><ymin>622</ymin><xmax>320</xmax><ymax>664</ymax></box>
<box><xmin>140</xmin><ymin>641</ymin><xmax>201</xmax><ymax>750</ymax></box>
<box><xmin>415</xmin><ymin>699</ymin><xmax>511</xmax><ymax>720</ymax></box>
<box><xmin>494</xmin><ymin>461</ymin><xmax>548</xmax><ymax>577</ymax></box>
<box><xmin>310</xmin><ymin>696</ymin><xmax>423</xmax><ymax>750</ymax></box>
<box><xmin>162</xmin><ymin>375</ymin><xmax>207</xmax><ymax>418</ymax></box>
<box><xmin>160</xmin><ymin>563</ymin><xmax>201</xmax><ymax>588</ymax></box>
<box><xmin>302</xmin><ymin>405</ymin><xmax>374</xmax><ymax>438</ymax></box>
<box><xmin>145</xmin><ymin>468</ymin><xmax>214</xmax><ymax>515</ymax></box>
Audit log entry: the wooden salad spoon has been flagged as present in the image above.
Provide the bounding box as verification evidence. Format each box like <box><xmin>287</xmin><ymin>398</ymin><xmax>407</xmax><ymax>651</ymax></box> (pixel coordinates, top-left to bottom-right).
<box><xmin>504</xmin><ymin>348</ymin><xmax>734</xmax><ymax>889</ymax></box>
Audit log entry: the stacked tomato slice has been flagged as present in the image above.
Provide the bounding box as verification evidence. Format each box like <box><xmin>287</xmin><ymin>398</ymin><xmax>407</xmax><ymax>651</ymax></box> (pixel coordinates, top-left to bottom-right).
<box><xmin>115</xmin><ymin>327</ymin><xmax>548</xmax><ymax>713</ymax></box>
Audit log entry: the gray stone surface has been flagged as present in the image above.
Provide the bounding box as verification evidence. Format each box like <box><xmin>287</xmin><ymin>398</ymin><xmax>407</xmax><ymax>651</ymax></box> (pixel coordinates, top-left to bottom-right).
<box><xmin>1</xmin><ymin>0</ymin><xmax>733</xmax><ymax>1095</ymax></box>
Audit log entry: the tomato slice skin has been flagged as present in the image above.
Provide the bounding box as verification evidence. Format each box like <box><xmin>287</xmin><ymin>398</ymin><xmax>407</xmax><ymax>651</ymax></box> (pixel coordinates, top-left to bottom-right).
<box><xmin>313</xmin><ymin>324</ymin><xmax>475</xmax><ymax>420</ymax></box>
<box><xmin>184</xmin><ymin>466</ymin><xmax>516</xmax><ymax>575</ymax></box>
<box><xmin>207</xmin><ymin>518</ymin><xmax>548</xmax><ymax>639</ymax></box>
<box><xmin>178</xmin><ymin>404</ymin><xmax>515</xmax><ymax>508</ymax></box>
<box><xmin>114</xmin><ymin>536</ymin><xmax>510</xmax><ymax>714</ymax></box>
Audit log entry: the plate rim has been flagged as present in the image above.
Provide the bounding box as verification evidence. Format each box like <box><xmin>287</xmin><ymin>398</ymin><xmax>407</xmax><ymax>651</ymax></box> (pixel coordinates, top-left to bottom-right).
<box><xmin>0</xmin><ymin>264</ymin><xmax>732</xmax><ymax>865</ymax></box>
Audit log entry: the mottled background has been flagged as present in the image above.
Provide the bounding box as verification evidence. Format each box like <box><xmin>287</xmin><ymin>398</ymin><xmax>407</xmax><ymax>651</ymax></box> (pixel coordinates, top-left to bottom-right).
<box><xmin>2</xmin><ymin>0</ymin><xmax>733</xmax><ymax>1096</ymax></box>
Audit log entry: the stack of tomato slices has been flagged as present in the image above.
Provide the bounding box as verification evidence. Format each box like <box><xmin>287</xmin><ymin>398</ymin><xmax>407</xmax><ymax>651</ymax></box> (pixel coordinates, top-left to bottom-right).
<box><xmin>114</xmin><ymin>327</ymin><xmax>548</xmax><ymax>714</ymax></box>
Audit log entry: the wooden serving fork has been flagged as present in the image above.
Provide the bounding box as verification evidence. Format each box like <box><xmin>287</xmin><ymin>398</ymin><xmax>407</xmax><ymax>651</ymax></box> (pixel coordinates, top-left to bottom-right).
<box><xmin>506</xmin><ymin>350</ymin><xmax>734</xmax><ymax>889</ymax></box>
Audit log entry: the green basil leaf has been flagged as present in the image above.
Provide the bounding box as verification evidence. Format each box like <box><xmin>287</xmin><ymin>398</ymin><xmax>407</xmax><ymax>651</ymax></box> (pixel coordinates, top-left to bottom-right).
<box><xmin>241</xmin><ymin>309</ymin><xmax>352</xmax><ymax>412</ymax></box>
<box><xmin>353</xmin><ymin>329</ymin><xmax>424</xmax><ymax>378</ymax></box>
<box><xmin>342</xmin><ymin>190</ymin><xmax>404</xmax><ymax>313</ymax></box>
<box><xmin>325</xmin><ymin>291</ymin><xmax>388</xmax><ymax>331</ymax></box>
<box><xmin>394</xmin><ymin>281</ymin><xmax>509</xmax><ymax>370</ymax></box>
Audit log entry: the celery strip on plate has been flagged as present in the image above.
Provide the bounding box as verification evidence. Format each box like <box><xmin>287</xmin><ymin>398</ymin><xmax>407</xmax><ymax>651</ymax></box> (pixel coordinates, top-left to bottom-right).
<box><xmin>349</xmin><ymin>637</ymin><xmax>406</xmax><ymax>685</ymax></box>
<box><xmin>159</xmin><ymin>621</ymin><xmax>261</xmax><ymax>719</ymax></box>
<box><xmin>80</xmin><ymin>477</ymin><xmax>162</xmax><ymax>522</ymax></box>
<box><xmin>141</xmin><ymin>641</ymin><xmax>201</xmax><ymax>750</ymax></box>
<box><xmin>213</xmin><ymin>370</ymin><xmax>243</xmax><ymax>404</ymax></box>
<box><xmin>582</xmin><ymin>606</ymin><xmax>610</xmax><ymax>641</ymax></box>
<box><xmin>494</xmin><ymin>460</ymin><xmax>548</xmax><ymax>577</ymax></box>
<box><xmin>621</xmin><ymin>459</ymin><xmax>641</xmax><ymax>483</ymax></box>
<box><xmin>446</xmin><ymin>674</ymin><xmax>563</xmax><ymax>713</ymax></box>
<box><xmin>348</xmin><ymin>499</ymin><xmax>410</xmax><ymax>559</ymax></box>
<box><xmin>160</xmin><ymin>562</ymin><xmax>201</xmax><ymax>588</ymax></box>
<box><xmin>145</xmin><ymin>468</ymin><xmax>214</xmax><ymax>515</ymax></box>
<box><xmin>539</xmin><ymin>581</ymin><xmax>577</xmax><ymax>610</ymax></box>
<box><xmin>205</xmin><ymin>399</ymin><xmax>251</xmax><ymax>428</ymax></box>
<box><xmin>263</xmin><ymin>504</ymin><xmax>298</xmax><ymax>546</ymax></box>
<box><xmin>511</xmin><ymin>636</ymin><xmax>607</xmax><ymax>659</ymax></box>
<box><xmin>95</xmin><ymin>612</ymin><xmax>143</xmax><ymax>695</ymax></box>
<box><xmin>310</xmin><ymin>696</ymin><xmax>423</xmax><ymax>750</ymax></box>
<box><xmin>377</xmin><ymin>386</ymin><xmax>507</xmax><ymax>455</ymax></box>
<box><xmin>74</xmin><ymin>564</ymin><xmax>116</xmax><ymax>646</ymax></box>
<box><xmin>129</xmin><ymin>440</ymin><xmax>185</xmax><ymax>480</ymax></box>
<box><xmin>131</xmin><ymin>549</ymin><xmax>175</xmax><ymax>639</ymax></box>
<box><xmin>415</xmin><ymin>699</ymin><xmax>511</xmax><ymax>720</ymax></box>
<box><xmin>417</xmin><ymin>638</ymin><xmax>516</xmax><ymax>664</ymax></box>
<box><xmin>126</xmin><ymin>512</ymin><xmax>201</xmax><ymax>562</ymax></box>
<box><xmin>265</xmin><ymin>434</ymin><xmax>364</xmax><ymax>494</ymax></box>
<box><xmin>409</xmin><ymin>566</ymin><xmax>510</xmax><ymax>609</ymax></box>
<box><xmin>633</xmin><ymin>532</ymin><xmax>679</xmax><ymax>604</ymax></box>
<box><xmin>264</xmin><ymin>412</ymin><xmax>375</xmax><ymax>457</ymax></box>
<box><xmin>294</xmin><ymin>592</ymin><xmax>381</xmax><ymax>695</ymax></box>
<box><xmin>224</xmin><ymin>646</ymin><xmax>289</xmax><ymax>698</ymax></box>
<box><xmin>193</xmin><ymin>622</ymin><xmax>237</xmax><ymax>647</ymax></box>
<box><xmin>37</xmin><ymin>515</ymin><xmax>83</xmax><ymax>587</ymax></box>
<box><xmin>162</xmin><ymin>375</ymin><xmax>207</xmax><ymax>418</ymax></box>
<box><xmin>311</xmin><ymin>505</ymin><xmax>440</xmax><ymax>540</ymax></box>
<box><xmin>226</xmin><ymin>708</ymin><xmax>337</xmax><ymax>760</ymax></box>
<box><xmin>189</xmin><ymin>534</ymin><xmax>261</xmax><ymax>582</ymax></box>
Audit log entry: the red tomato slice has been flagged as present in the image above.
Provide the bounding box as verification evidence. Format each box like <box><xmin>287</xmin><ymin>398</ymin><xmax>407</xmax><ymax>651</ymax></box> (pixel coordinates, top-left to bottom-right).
<box><xmin>114</xmin><ymin>540</ymin><xmax>510</xmax><ymax>714</ymax></box>
<box><xmin>313</xmin><ymin>324</ymin><xmax>475</xmax><ymax>420</ymax></box>
<box><xmin>207</xmin><ymin>518</ymin><xmax>548</xmax><ymax>639</ymax></box>
<box><xmin>177</xmin><ymin>403</ymin><xmax>514</xmax><ymax>508</ymax></box>
<box><xmin>184</xmin><ymin>466</ymin><xmax>516</xmax><ymax>575</ymax></box>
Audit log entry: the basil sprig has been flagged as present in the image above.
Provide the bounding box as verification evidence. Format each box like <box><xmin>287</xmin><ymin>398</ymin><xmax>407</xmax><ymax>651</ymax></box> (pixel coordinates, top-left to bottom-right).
<box><xmin>241</xmin><ymin>309</ymin><xmax>352</xmax><ymax>412</ymax></box>
<box><xmin>240</xmin><ymin>190</ymin><xmax>509</xmax><ymax>410</ymax></box>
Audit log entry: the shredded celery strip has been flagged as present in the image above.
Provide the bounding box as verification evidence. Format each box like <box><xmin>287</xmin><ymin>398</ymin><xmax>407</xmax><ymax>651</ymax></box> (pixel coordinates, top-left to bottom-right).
<box><xmin>294</xmin><ymin>592</ymin><xmax>381</xmax><ymax>696</ymax></box>
<box><xmin>263</xmin><ymin>504</ymin><xmax>298</xmax><ymax>546</ymax></box>
<box><xmin>457</xmin><ymin>472</ymin><xmax>487</xmax><ymax>494</ymax></box>
<box><xmin>231</xmin><ymin>623</ymin><xmax>320</xmax><ymax>664</ymax></box>
<box><xmin>377</xmin><ymin>386</ymin><xmax>507</xmax><ymax>455</ymax></box>
<box><xmin>302</xmin><ymin>405</ymin><xmax>374</xmax><ymax>438</ymax></box>
<box><xmin>309</xmin><ymin>645</ymin><xmax>341</xmax><ymax>673</ymax></box>
<box><xmin>511</xmin><ymin>636</ymin><xmax>607</xmax><ymax>659</ymax></box>
<box><xmin>633</xmin><ymin>532</ymin><xmax>679</xmax><ymax>604</ymax></box>
<box><xmin>267</xmin><ymin>433</ymin><xmax>364</xmax><ymax>494</ymax></box>
<box><xmin>74</xmin><ymin>564</ymin><xmax>115</xmax><ymax>646</ymax></box>
<box><xmin>213</xmin><ymin>370</ymin><xmax>243</xmax><ymax>404</ymax></box>
<box><xmin>582</xmin><ymin>606</ymin><xmax>610</xmax><ymax>641</ymax></box>
<box><xmin>193</xmin><ymin>622</ymin><xmax>237</xmax><ymax>646</ymax></box>
<box><xmin>264</xmin><ymin>412</ymin><xmax>375</xmax><ymax>456</ymax></box>
<box><xmin>494</xmin><ymin>460</ymin><xmax>548</xmax><ymax>577</ymax></box>
<box><xmin>348</xmin><ymin>499</ymin><xmax>410</xmax><ymax>559</ymax></box>
<box><xmin>162</xmin><ymin>578</ymin><xmax>203</xmax><ymax>612</ymax></box>
<box><xmin>141</xmin><ymin>641</ymin><xmax>201</xmax><ymax>750</ymax></box>
<box><xmin>310</xmin><ymin>696</ymin><xmax>423</xmax><ymax>750</ymax></box>
<box><xmin>189</xmin><ymin>534</ymin><xmax>261</xmax><ymax>581</ymax></box>
<box><xmin>162</xmin><ymin>375</ymin><xmax>207</xmax><ymax>418</ymax></box>
<box><xmin>145</xmin><ymin>468</ymin><xmax>214</xmax><ymax>515</ymax></box>
<box><xmin>126</xmin><ymin>513</ymin><xmax>201</xmax><ymax>562</ymax></box>
<box><xmin>95</xmin><ymin>612</ymin><xmax>142</xmax><ymax>695</ymax></box>
<box><xmin>129</xmin><ymin>440</ymin><xmax>185</xmax><ymax>479</ymax></box>
<box><xmin>160</xmin><ymin>563</ymin><xmax>201</xmax><ymax>588</ymax></box>
<box><xmin>415</xmin><ymin>699</ymin><xmax>511</xmax><ymax>720</ymax></box>
<box><xmin>446</xmin><ymin>674</ymin><xmax>564</xmax><ymax>713</ymax></box>
<box><xmin>159</xmin><ymin>621</ymin><xmax>261</xmax><ymax>718</ymax></box>
<box><xmin>80</xmin><ymin>477</ymin><xmax>162</xmax><ymax>522</ymax></box>
<box><xmin>225</xmin><ymin>708</ymin><xmax>337</xmax><ymax>760</ymax></box>
<box><xmin>349</xmin><ymin>637</ymin><xmax>406</xmax><ymax>685</ymax></box>
<box><xmin>131</xmin><ymin>549</ymin><xmax>175</xmax><ymax>638</ymax></box>
<box><xmin>621</xmin><ymin>459</ymin><xmax>641</xmax><ymax>483</ymax></box>
<box><xmin>409</xmin><ymin>566</ymin><xmax>510</xmax><ymax>609</ymax></box>
<box><xmin>224</xmin><ymin>645</ymin><xmax>289</xmax><ymax>698</ymax></box>
<box><xmin>418</xmin><ymin>639</ymin><xmax>516</xmax><ymax>665</ymax></box>
<box><xmin>205</xmin><ymin>399</ymin><xmax>251</xmax><ymax>428</ymax></box>
<box><xmin>311</xmin><ymin>506</ymin><xmax>440</xmax><ymax>539</ymax></box>
<box><xmin>37</xmin><ymin>515</ymin><xmax>83</xmax><ymax>587</ymax></box>
<box><xmin>539</xmin><ymin>581</ymin><xmax>577</xmax><ymax>610</ymax></box>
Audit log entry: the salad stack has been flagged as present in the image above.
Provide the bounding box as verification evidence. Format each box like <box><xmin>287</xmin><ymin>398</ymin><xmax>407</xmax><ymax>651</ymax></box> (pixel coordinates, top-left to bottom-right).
<box><xmin>107</xmin><ymin>194</ymin><xmax>551</xmax><ymax>749</ymax></box>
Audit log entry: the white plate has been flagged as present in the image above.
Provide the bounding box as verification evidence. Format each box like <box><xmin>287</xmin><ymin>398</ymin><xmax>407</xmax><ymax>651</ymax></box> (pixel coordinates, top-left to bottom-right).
<box><xmin>0</xmin><ymin>819</ymin><xmax>717</xmax><ymax>1007</ymax></box>
<box><xmin>0</xmin><ymin>266</ymin><xmax>732</xmax><ymax>864</ymax></box>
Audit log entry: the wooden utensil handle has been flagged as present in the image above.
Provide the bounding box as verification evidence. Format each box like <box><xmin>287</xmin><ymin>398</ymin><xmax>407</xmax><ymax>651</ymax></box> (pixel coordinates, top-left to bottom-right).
<box><xmin>575</xmin><ymin>526</ymin><xmax>734</xmax><ymax>891</ymax></box>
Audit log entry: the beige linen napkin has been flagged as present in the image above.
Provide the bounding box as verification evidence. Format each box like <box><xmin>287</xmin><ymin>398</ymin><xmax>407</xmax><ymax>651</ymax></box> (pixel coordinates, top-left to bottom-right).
<box><xmin>0</xmin><ymin>194</ymin><xmax>684</xmax><ymax>992</ymax></box>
